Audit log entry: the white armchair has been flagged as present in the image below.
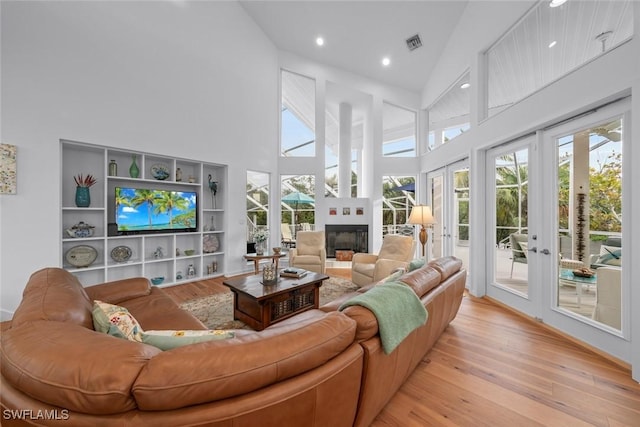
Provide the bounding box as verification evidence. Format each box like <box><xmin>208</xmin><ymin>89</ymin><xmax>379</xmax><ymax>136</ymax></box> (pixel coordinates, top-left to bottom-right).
<box><xmin>288</xmin><ymin>231</ymin><xmax>326</xmax><ymax>274</ymax></box>
<box><xmin>351</xmin><ymin>235</ymin><xmax>416</xmax><ymax>287</ymax></box>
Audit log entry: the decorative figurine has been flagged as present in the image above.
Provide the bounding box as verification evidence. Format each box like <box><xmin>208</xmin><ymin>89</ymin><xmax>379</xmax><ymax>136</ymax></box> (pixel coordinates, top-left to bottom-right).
<box><xmin>208</xmin><ymin>174</ymin><xmax>218</xmax><ymax>209</ymax></box>
<box><xmin>187</xmin><ymin>264</ymin><xmax>196</xmax><ymax>279</ymax></box>
<box><xmin>153</xmin><ymin>246</ymin><xmax>164</xmax><ymax>259</ymax></box>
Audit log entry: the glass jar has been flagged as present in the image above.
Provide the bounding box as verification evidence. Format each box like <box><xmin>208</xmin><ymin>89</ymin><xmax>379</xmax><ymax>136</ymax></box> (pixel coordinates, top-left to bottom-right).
<box><xmin>262</xmin><ymin>264</ymin><xmax>277</xmax><ymax>285</ymax></box>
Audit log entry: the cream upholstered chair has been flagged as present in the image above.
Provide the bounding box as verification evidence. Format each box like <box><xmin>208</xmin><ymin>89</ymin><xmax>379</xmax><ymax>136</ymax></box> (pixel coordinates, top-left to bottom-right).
<box><xmin>592</xmin><ymin>267</ymin><xmax>621</xmax><ymax>329</ymax></box>
<box><xmin>351</xmin><ymin>234</ymin><xmax>416</xmax><ymax>287</ymax></box>
<box><xmin>289</xmin><ymin>231</ymin><xmax>326</xmax><ymax>274</ymax></box>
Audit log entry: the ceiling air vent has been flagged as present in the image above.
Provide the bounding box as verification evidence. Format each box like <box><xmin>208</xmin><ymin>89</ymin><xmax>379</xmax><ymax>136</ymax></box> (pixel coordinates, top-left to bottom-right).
<box><xmin>406</xmin><ymin>34</ymin><xmax>422</xmax><ymax>51</ymax></box>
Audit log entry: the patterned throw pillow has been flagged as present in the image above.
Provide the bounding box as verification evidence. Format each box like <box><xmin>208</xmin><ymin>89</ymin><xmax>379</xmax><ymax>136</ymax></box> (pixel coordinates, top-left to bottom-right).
<box><xmin>141</xmin><ymin>329</ymin><xmax>235</xmax><ymax>350</ymax></box>
<box><xmin>92</xmin><ymin>300</ymin><xmax>234</xmax><ymax>350</ymax></box>
<box><xmin>92</xmin><ymin>300</ymin><xmax>144</xmax><ymax>342</ymax></box>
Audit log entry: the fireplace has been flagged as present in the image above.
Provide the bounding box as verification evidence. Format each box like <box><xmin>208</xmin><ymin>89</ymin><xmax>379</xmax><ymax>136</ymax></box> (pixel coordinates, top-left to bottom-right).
<box><xmin>325</xmin><ymin>224</ymin><xmax>368</xmax><ymax>258</ymax></box>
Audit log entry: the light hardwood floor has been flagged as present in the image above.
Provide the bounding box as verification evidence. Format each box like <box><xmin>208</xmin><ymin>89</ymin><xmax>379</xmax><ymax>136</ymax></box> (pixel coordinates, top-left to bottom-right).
<box><xmin>165</xmin><ymin>269</ymin><xmax>640</xmax><ymax>427</ymax></box>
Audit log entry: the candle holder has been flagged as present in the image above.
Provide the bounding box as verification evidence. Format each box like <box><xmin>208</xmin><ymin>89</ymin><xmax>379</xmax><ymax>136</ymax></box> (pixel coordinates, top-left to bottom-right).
<box><xmin>262</xmin><ymin>264</ymin><xmax>277</xmax><ymax>285</ymax></box>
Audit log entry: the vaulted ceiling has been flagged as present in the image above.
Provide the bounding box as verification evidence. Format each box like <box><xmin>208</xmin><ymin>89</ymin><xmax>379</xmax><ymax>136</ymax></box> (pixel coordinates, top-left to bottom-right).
<box><xmin>239</xmin><ymin>0</ymin><xmax>469</xmax><ymax>93</ymax></box>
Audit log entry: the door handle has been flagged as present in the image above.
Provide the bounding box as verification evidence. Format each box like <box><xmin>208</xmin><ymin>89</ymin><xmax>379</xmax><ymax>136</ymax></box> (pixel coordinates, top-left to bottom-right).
<box><xmin>528</xmin><ymin>247</ymin><xmax>537</xmax><ymax>253</ymax></box>
<box><xmin>540</xmin><ymin>249</ymin><xmax>551</xmax><ymax>255</ymax></box>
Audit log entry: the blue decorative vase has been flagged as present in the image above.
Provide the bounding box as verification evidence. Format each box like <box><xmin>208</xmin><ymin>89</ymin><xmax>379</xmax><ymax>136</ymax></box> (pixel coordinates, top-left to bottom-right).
<box><xmin>75</xmin><ymin>186</ymin><xmax>91</xmax><ymax>208</ymax></box>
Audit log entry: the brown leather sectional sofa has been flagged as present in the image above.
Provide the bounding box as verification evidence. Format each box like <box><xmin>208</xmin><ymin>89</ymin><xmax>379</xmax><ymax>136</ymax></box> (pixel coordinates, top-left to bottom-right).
<box><xmin>1</xmin><ymin>256</ymin><xmax>465</xmax><ymax>426</ymax></box>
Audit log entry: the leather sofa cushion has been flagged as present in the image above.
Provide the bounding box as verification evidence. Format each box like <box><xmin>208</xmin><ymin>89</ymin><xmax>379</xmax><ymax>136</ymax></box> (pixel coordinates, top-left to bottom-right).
<box><xmin>85</xmin><ymin>277</ymin><xmax>151</xmax><ymax>305</ymax></box>
<box><xmin>11</xmin><ymin>268</ymin><xmax>93</xmax><ymax>329</ymax></box>
<box><xmin>398</xmin><ymin>266</ymin><xmax>442</xmax><ymax>298</ymax></box>
<box><xmin>428</xmin><ymin>256</ymin><xmax>463</xmax><ymax>281</ymax></box>
<box><xmin>132</xmin><ymin>311</ymin><xmax>356</xmax><ymax>410</ymax></box>
<box><xmin>120</xmin><ymin>287</ymin><xmax>207</xmax><ymax>331</ymax></box>
<box><xmin>0</xmin><ymin>320</ymin><xmax>160</xmax><ymax>414</ymax></box>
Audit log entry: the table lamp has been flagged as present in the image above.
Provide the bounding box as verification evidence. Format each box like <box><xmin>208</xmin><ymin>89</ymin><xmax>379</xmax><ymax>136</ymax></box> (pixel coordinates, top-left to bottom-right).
<box><xmin>408</xmin><ymin>205</ymin><xmax>436</xmax><ymax>257</ymax></box>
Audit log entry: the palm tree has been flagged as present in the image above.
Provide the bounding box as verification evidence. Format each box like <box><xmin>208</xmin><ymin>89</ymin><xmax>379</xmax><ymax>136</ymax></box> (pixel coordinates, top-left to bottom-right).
<box><xmin>131</xmin><ymin>189</ymin><xmax>160</xmax><ymax>228</ymax></box>
<box><xmin>154</xmin><ymin>191</ymin><xmax>189</xmax><ymax>228</ymax></box>
<box><xmin>114</xmin><ymin>187</ymin><xmax>132</xmax><ymax>219</ymax></box>
<box><xmin>495</xmin><ymin>154</ymin><xmax>528</xmax><ymax>244</ymax></box>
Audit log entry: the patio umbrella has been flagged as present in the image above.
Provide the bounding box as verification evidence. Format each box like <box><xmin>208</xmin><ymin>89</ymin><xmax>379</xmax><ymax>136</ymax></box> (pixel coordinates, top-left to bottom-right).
<box><xmin>390</xmin><ymin>182</ymin><xmax>415</xmax><ymax>192</ymax></box>
<box><xmin>282</xmin><ymin>191</ymin><xmax>314</xmax><ymax>224</ymax></box>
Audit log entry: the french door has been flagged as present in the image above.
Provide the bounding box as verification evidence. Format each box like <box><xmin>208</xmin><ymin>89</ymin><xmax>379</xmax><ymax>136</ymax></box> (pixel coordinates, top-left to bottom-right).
<box><xmin>485</xmin><ymin>100</ymin><xmax>629</xmax><ymax>355</ymax></box>
<box><xmin>486</xmin><ymin>137</ymin><xmax>540</xmax><ymax>317</ymax></box>
<box><xmin>426</xmin><ymin>159</ymin><xmax>470</xmax><ymax>272</ymax></box>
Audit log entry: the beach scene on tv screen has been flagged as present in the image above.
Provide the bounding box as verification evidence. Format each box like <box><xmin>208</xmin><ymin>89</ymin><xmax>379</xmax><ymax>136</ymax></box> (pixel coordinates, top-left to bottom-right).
<box><xmin>116</xmin><ymin>187</ymin><xmax>197</xmax><ymax>231</ymax></box>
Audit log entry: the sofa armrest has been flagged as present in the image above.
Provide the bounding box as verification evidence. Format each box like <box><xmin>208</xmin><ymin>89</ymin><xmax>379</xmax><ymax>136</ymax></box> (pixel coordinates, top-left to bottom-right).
<box><xmin>372</xmin><ymin>259</ymin><xmax>409</xmax><ymax>282</ymax></box>
<box><xmin>352</xmin><ymin>253</ymin><xmax>378</xmax><ymax>264</ymax></box>
<box><xmin>85</xmin><ymin>277</ymin><xmax>151</xmax><ymax>305</ymax></box>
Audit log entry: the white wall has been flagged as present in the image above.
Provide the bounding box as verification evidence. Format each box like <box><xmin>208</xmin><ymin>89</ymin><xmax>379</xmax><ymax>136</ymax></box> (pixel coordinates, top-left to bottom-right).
<box><xmin>0</xmin><ymin>1</ymin><xmax>279</xmax><ymax>319</ymax></box>
<box><xmin>420</xmin><ymin>2</ymin><xmax>639</xmax><ymax>380</ymax></box>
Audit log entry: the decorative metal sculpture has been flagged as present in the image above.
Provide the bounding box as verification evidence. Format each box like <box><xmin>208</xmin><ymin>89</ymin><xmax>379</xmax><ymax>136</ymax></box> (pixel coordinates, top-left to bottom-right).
<box><xmin>208</xmin><ymin>174</ymin><xmax>218</xmax><ymax>209</ymax></box>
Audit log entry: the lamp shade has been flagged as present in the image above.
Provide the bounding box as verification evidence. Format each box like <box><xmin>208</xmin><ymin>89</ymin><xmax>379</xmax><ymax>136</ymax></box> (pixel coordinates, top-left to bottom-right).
<box><xmin>408</xmin><ymin>205</ymin><xmax>435</xmax><ymax>226</ymax></box>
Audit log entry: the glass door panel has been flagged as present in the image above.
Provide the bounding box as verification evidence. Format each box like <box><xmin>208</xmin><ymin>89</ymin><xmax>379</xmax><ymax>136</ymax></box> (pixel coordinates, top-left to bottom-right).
<box><xmin>555</xmin><ymin>117</ymin><xmax>623</xmax><ymax>330</ymax></box>
<box><xmin>453</xmin><ymin>166</ymin><xmax>470</xmax><ymax>271</ymax></box>
<box><xmin>427</xmin><ymin>159</ymin><xmax>470</xmax><ymax>272</ymax></box>
<box><xmin>493</xmin><ymin>149</ymin><xmax>529</xmax><ymax>296</ymax></box>
<box><xmin>428</xmin><ymin>173</ymin><xmax>443</xmax><ymax>260</ymax></box>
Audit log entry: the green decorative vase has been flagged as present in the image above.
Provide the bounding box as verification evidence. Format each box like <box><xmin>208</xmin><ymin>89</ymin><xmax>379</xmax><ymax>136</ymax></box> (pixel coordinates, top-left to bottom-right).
<box><xmin>129</xmin><ymin>155</ymin><xmax>140</xmax><ymax>178</ymax></box>
<box><xmin>75</xmin><ymin>186</ymin><xmax>91</xmax><ymax>208</ymax></box>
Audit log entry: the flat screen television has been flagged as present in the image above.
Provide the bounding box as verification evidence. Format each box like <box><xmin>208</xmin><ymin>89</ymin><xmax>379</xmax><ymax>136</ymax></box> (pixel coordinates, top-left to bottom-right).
<box><xmin>115</xmin><ymin>186</ymin><xmax>197</xmax><ymax>235</ymax></box>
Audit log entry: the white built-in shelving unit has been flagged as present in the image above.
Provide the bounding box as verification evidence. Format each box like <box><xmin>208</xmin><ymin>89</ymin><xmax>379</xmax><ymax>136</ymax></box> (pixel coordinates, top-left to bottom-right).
<box><xmin>61</xmin><ymin>140</ymin><xmax>226</xmax><ymax>287</ymax></box>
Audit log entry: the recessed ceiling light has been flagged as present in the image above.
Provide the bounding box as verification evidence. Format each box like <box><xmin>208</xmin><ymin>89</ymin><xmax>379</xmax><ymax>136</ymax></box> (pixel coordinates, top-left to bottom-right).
<box><xmin>316</xmin><ymin>37</ymin><xmax>324</xmax><ymax>46</ymax></box>
<box><xmin>548</xmin><ymin>40</ymin><xmax>557</xmax><ymax>48</ymax></box>
<box><xmin>549</xmin><ymin>0</ymin><xmax>567</xmax><ymax>7</ymax></box>
<box><xmin>382</xmin><ymin>57</ymin><xmax>391</xmax><ymax>66</ymax></box>
<box><xmin>460</xmin><ymin>83</ymin><xmax>470</xmax><ymax>89</ymax></box>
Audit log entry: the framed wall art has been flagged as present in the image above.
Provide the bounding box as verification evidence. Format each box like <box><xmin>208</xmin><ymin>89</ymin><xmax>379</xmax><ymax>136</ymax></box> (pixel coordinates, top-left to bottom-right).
<box><xmin>0</xmin><ymin>143</ymin><xmax>17</xmax><ymax>194</ymax></box>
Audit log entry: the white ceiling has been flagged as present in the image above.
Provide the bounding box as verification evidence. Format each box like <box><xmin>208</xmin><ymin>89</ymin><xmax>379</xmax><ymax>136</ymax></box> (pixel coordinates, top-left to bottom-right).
<box><xmin>239</xmin><ymin>0</ymin><xmax>469</xmax><ymax>93</ymax></box>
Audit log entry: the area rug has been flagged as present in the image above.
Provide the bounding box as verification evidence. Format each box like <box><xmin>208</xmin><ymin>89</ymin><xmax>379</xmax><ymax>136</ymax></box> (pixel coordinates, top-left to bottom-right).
<box><xmin>180</xmin><ymin>276</ymin><xmax>359</xmax><ymax>330</ymax></box>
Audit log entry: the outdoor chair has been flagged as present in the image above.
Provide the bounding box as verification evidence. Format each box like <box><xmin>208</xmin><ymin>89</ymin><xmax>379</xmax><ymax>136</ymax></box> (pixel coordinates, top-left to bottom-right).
<box><xmin>509</xmin><ymin>233</ymin><xmax>528</xmax><ymax>278</ymax></box>
<box><xmin>351</xmin><ymin>234</ymin><xmax>415</xmax><ymax>287</ymax></box>
<box><xmin>281</xmin><ymin>224</ymin><xmax>295</xmax><ymax>248</ymax></box>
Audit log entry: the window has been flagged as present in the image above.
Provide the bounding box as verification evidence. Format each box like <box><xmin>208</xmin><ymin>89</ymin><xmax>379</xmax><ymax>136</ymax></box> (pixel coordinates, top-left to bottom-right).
<box><xmin>383</xmin><ymin>103</ymin><xmax>416</xmax><ymax>157</ymax></box>
<box><xmin>281</xmin><ymin>174</ymin><xmax>315</xmax><ymax>229</ymax></box>
<box><xmin>382</xmin><ymin>175</ymin><xmax>416</xmax><ymax>235</ymax></box>
<box><xmin>428</xmin><ymin>71</ymin><xmax>470</xmax><ymax>148</ymax></box>
<box><xmin>281</xmin><ymin>70</ymin><xmax>316</xmax><ymax>157</ymax></box>
<box><xmin>246</xmin><ymin>171</ymin><xmax>269</xmax><ymax>249</ymax></box>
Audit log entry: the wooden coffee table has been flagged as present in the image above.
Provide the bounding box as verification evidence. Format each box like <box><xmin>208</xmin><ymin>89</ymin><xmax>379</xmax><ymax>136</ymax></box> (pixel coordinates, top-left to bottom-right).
<box><xmin>222</xmin><ymin>271</ymin><xmax>329</xmax><ymax>330</ymax></box>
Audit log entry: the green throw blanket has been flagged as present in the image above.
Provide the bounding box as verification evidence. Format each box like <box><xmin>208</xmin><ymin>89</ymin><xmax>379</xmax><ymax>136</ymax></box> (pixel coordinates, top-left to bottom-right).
<box><xmin>339</xmin><ymin>281</ymin><xmax>428</xmax><ymax>354</ymax></box>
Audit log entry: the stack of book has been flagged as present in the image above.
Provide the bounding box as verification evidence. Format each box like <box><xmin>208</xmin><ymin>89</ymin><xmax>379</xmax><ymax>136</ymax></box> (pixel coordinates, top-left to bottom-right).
<box><xmin>280</xmin><ymin>268</ymin><xmax>308</xmax><ymax>279</ymax></box>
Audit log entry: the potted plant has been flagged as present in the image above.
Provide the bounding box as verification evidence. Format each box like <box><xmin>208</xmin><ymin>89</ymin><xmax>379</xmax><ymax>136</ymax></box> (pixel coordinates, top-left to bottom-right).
<box><xmin>252</xmin><ymin>228</ymin><xmax>269</xmax><ymax>255</ymax></box>
<box><xmin>74</xmin><ymin>174</ymin><xmax>97</xmax><ymax>207</ymax></box>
